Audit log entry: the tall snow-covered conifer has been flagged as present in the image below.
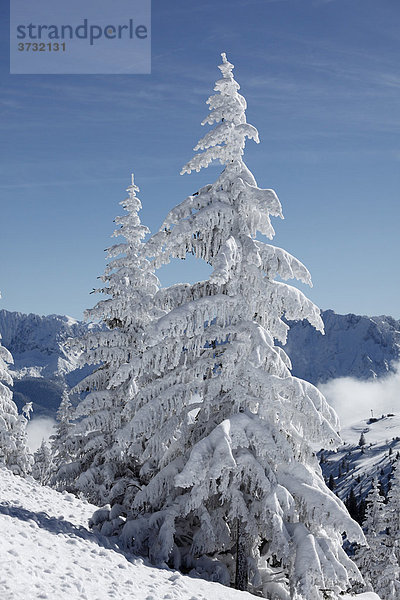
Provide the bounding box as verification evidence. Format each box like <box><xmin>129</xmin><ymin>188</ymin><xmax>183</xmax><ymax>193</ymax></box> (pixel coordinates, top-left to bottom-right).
<box><xmin>119</xmin><ymin>55</ymin><xmax>364</xmax><ymax>599</ymax></box>
<box><xmin>0</xmin><ymin>293</ymin><xmax>32</xmax><ymax>475</ymax></box>
<box><xmin>57</xmin><ymin>175</ymin><xmax>159</xmax><ymax>505</ymax></box>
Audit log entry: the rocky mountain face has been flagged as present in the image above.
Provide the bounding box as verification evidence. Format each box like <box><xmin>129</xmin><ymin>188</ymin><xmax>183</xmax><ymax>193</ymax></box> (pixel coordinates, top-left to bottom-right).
<box><xmin>0</xmin><ymin>310</ymin><xmax>95</xmax><ymax>417</ymax></box>
<box><xmin>284</xmin><ymin>309</ymin><xmax>400</xmax><ymax>384</ymax></box>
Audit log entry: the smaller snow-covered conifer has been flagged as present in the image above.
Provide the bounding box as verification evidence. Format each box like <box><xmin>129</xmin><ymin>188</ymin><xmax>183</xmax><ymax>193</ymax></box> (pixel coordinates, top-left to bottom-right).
<box><xmin>385</xmin><ymin>463</ymin><xmax>400</xmax><ymax>566</ymax></box>
<box><xmin>32</xmin><ymin>440</ymin><xmax>53</xmax><ymax>485</ymax></box>
<box><xmin>60</xmin><ymin>175</ymin><xmax>159</xmax><ymax>505</ymax></box>
<box><xmin>50</xmin><ymin>390</ymin><xmax>76</xmax><ymax>490</ymax></box>
<box><xmin>0</xmin><ymin>299</ymin><xmax>32</xmax><ymax>476</ymax></box>
<box><xmin>354</xmin><ymin>479</ymin><xmax>400</xmax><ymax>599</ymax></box>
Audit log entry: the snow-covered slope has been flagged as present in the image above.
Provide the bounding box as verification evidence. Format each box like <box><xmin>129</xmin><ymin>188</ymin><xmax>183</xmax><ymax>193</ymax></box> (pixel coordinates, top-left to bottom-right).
<box><xmin>284</xmin><ymin>310</ymin><xmax>400</xmax><ymax>384</ymax></box>
<box><xmin>0</xmin><ymin>466</ymin><xmax>380</xmax><ymax>600</ymax></box>
<box><xmin>0</xmin><ymin>466</ymin><xmax>259</xmax><ymax>600</ymax></box>
<box><xmin>320</xmin><ymin>413</ymin><xmax>400</xmax><ymax>506</ymax></box>
<box><xmin>0</xmin><ymin>310</ymin><xmax>95</xmax><ymax>417</ymax></box>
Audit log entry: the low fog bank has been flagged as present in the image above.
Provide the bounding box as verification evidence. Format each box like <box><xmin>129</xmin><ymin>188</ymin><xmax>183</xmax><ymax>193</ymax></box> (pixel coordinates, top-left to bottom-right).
<box><xmin>27</xmin><ymin>417</ymin><xmax>56</xmax><ymax>452</ymax></box>
<box><xmin>319</xmin><ymin>361</ymin><xmax>400</xmax><ymax>428</ymax></box>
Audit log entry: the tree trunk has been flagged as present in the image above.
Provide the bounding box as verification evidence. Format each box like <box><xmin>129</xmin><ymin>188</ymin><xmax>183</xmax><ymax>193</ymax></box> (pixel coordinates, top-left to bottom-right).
<box><xmin>235</xmin><ymin>519</ymin><xmax>248</xmax><ymax>591</ymax></box>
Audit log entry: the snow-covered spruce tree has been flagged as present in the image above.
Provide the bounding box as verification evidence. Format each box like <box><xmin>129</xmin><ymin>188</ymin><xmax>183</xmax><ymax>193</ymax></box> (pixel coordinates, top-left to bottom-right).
<box><xmin>32</xmin><ymin>440</ymin><xmax>53</xmax><ymax>485</ymax></box>
<box><xmin>56</xmin><ymin>175</ymin><xmax>159</xmax><ymax>505</ymax></box>
<box><xmin>354</xmin><ymin>480</ymin><xmax>385</xmax><ymax>593</ymax></box>
<box><xmin>50</xmin><ymin>389</ymin><xmax>76</xmax><ymax>490</ymax></box>
<box><xmin>386</xmin><ymin>462</ymin><xmax>400</xmax><ymax>561</ymax></box>
<box><xmin>354</xmin><ymin>479</ymin><xmax>399</xmax><ymax>599</ymax></box>
<box><xmin>377</xmin><ymin>463</ymin><xmax>400</xmax><ymax>598</ymax></box>
<box><xmin>0</xmin><ymin>307</ymin><xmax>32</xmax><ymax>476</ymax></box>
<box><xmin>118</xmin><ymin>54</ymin><xmax>364</xmax><ymax>599</ymax></box>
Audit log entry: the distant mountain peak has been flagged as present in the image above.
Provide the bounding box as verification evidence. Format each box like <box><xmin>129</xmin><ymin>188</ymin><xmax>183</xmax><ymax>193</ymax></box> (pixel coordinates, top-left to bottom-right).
<box><xmin>0</xmin><ymin>309</ymin><xmax>95</xmax><ymax>417</ymax></box>
<box><xmin>283</xmin><ymin>309</ymin><xmax>400</xmax><ymax>384</ymax></box>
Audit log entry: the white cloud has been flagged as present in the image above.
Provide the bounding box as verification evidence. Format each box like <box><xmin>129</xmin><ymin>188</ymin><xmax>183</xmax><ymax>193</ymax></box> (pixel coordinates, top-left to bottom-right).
<box><xmin>319</xmin><ymin>361</ymin><xmax>400</xmax><ymax>429</ymax></box>
<box><xmin>26</xmin><ymin>417</ymin><xmax>56</xmax><ymax>453</ymax></box>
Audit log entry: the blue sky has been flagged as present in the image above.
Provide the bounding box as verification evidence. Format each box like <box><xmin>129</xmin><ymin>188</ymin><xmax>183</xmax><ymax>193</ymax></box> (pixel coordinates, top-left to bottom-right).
<box><xmin>0</xmin><ymin>0</ymin><xmax>399</xmax><ymax>320</ymax></box>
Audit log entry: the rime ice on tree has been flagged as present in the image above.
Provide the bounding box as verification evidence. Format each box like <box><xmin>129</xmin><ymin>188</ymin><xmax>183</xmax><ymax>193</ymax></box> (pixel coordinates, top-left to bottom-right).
<box><xmin>386</xmin><ymin>463</ymin><xmax>400</xmax><ymax>563</ymax></box>
<box><xmin>32</xmin><ymin>440</ymin><xmax>52</xmax><ymax>485</ymax></box>
<box><xmin>354</xmin><ymin>479</ymin><xmax>399</xmax><ymax>599</ymax></box>
<box><xmin>0</xmin><ymin>292</ymin><xmax>32</xmax><ymax>476</ymax></box>
<box><xmin>119</xmin><ymin>55</ymin><xmax>364</xmax><ymax>599</ymax></box>
<box><xmin>50</xmin><ymin>389</ymin><xmax>75</xmax><ymax>490</ymax></box>
<box><xmin>57</xmin><ymin>176</ymin><xmax>159</xmax><ymax>505</ymax></box>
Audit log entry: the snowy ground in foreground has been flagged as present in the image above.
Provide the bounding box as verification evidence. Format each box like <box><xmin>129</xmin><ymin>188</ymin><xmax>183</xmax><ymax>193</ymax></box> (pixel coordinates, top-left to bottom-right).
<box><xmin>0</xmin><ymin>466</ymin><xmax>255</xmax><ymax>600</ymax></box>
<box><xmin>0</xmin><ymin>466</ymin><xmax>380</xmax><ymax>600</ymax></box>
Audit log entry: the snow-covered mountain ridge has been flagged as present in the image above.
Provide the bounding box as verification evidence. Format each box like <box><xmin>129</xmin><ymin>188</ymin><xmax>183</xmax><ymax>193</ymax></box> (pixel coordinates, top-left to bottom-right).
<box><xmin>284</xmin><ymin>309</ymin><xmax>400</xmax><ymax>384</ymax></box>
<box><xmin>0</xmin><ymin>309</ymin><xmax>97</xmax><ymax>416</ymax></box>
<box><xmin>0</xmin><ymin>309</ymin><xmax>89</xmax><ymax>378</ymax></box>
